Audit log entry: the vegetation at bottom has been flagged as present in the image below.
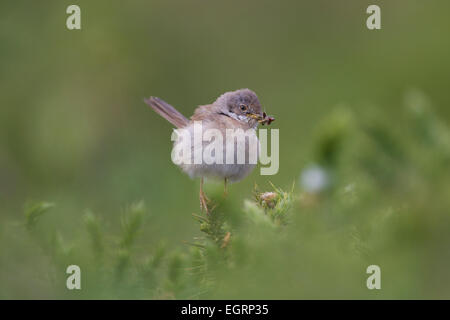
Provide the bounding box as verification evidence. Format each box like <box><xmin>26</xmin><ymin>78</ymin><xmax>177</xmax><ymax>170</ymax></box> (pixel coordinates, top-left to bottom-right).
<box><xmin>9</xmin><ymin>90</ymin><xmax>450</xmax><ymax>299</ymax></box>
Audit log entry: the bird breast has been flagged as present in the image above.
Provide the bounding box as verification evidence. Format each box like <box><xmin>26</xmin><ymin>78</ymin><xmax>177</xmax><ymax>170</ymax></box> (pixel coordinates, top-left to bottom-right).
<box><xmin>172</xmin><ymin>119</ymin><xmax>259</xmax><ymax>182</ymax></box>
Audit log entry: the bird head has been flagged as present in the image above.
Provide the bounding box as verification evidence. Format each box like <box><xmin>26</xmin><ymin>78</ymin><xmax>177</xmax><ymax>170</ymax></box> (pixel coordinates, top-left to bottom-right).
<box><xmin>215</xmin><ymin>89</ymin><xmax>274</xmax><ymax>128</ymax></box>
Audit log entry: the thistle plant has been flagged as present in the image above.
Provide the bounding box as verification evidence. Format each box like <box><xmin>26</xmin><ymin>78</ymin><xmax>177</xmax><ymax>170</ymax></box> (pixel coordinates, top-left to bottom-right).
<box><xmin>192</xmin><ymin>210</ymin><xmax>231</xmax><ymax>249</ymax></box>
<box><xmin>253</xmin><ymin>182</ymin><xmax>295</xmax><ymax>226</ymax></box>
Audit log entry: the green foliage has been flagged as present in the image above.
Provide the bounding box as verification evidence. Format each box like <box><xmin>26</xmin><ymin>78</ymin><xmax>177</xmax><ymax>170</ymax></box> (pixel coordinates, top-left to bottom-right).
<box><xmin>4</xmin><ymin>90</ymin><xmax>449</xmax><ymax>299</ymax></box>
<box><xmin>24</xmin><ymin>202</ymin><xmax>55</xmax><ymax>230</ymax></box>
<box><xmin>119</xmin><ymin>201</ymin><xmax>145</xmax><ymax>250</ymax></box>
<box><xmin>83</xmin><ymin>211</ymin><xmax>104</xmax><ymax>260</ymax></box>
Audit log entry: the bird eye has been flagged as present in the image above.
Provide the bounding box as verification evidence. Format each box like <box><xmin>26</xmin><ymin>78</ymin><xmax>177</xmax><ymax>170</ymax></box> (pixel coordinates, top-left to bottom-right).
<box><xmin>240</xmin><ymin>104</ymin><xmax>247</xmax><ymax>111</ymax></box>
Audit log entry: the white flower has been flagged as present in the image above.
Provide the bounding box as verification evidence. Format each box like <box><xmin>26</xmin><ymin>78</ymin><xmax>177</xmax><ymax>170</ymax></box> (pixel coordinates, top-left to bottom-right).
<box><xmin>300</xmin><ymin>165</ymin><xmax>330</xmax><ymax>193</ymax></box>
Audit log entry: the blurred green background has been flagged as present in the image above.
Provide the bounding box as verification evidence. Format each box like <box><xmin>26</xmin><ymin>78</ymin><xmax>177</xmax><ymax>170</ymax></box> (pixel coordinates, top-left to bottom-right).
<box><xmin>1</xmin><ymin>0</ymin><xmax>450</xmax><ymax>299</ymax></box>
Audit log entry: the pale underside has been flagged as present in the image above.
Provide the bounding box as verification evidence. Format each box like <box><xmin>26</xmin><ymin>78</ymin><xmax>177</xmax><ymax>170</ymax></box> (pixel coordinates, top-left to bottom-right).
<box><xmin>173</xmin><ymin>107</ymin><xmax>259</xmax><ymax>182</ymax></box>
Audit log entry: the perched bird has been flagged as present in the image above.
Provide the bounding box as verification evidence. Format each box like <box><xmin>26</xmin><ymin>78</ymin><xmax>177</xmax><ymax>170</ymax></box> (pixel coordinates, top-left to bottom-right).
<box><xmin>145</xmin><ymin>89</ymin><xmax>274</xmax><ymax>213</ymax></box>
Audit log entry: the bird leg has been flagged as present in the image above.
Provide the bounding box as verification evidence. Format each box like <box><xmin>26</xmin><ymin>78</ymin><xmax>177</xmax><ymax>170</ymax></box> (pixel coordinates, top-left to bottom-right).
<box><xmin>223</xmin><ymin>177</ymin><xmax>228</xmax><ymax>197</ymax></box>
<box><xmin>199</xmin><ymin>177</ymin><xmax>210</xmax><ymax>214</ymax></box>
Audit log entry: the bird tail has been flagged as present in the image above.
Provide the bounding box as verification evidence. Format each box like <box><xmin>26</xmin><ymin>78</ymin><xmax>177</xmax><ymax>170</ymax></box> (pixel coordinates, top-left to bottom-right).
<box><xmin>144</xmin><ymin>96</ymin><xmax>189</xmax><ymax>128</ymax></box>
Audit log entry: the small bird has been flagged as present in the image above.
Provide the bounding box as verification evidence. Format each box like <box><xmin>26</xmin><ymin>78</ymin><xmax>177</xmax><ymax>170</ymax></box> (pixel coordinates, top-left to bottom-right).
<box><xmin>145</xmin><ymin>89</ymin><xmax>274</xmax><ymax>213</ymax></box>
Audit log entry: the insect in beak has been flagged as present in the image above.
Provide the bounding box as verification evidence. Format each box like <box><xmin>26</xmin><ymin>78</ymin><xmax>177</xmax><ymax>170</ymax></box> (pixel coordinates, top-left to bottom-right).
<box><xmin>247</xmin><ymin>113</ymin><xmax>262</xmax><ymax>120</ymax></box>
<box><xmin>247</xmin><ymin>112</ymin><xmax>275</xmax><ymax>125</ymax></box>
